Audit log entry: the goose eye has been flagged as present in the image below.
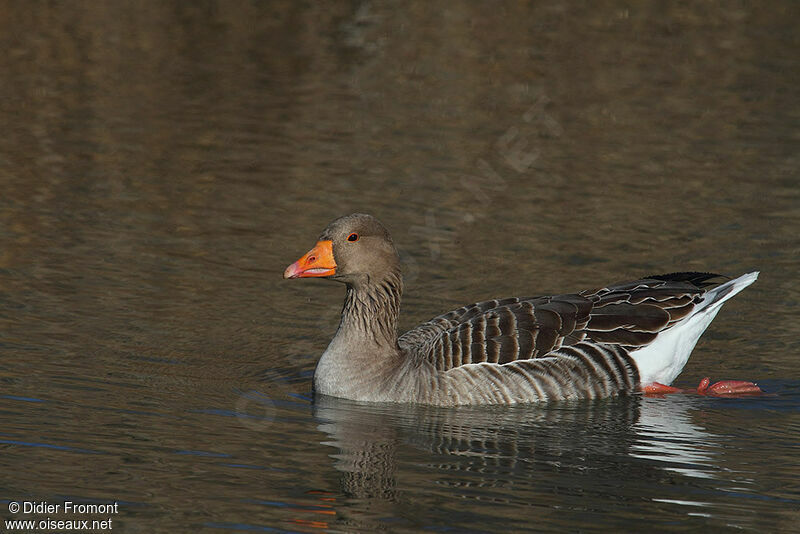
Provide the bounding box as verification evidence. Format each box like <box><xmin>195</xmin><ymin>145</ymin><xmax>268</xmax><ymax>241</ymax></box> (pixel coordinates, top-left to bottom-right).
<box><xmin>347</xmin><ymin>233</ymin><xmax>359</xmax><ymax>242</ymax></box>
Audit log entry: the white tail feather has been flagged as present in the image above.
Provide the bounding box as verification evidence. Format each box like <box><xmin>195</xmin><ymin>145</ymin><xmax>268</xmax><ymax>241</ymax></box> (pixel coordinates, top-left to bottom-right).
<box><xmin>632</xmin><ymin>271</ymin><xmax>759</xmax><ymax>386</ymax></box>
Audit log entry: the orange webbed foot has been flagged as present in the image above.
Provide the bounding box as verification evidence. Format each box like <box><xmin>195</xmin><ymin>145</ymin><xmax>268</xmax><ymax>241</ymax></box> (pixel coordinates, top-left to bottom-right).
<box><xmin>643</xmin><ymin>382</ymin><xmax>684</xmax><ymax>396</ymax></box>
<box><xmin>696</xmin><ymin>376</ymin><xmax>764</xmax><ymax>396</ymax></box>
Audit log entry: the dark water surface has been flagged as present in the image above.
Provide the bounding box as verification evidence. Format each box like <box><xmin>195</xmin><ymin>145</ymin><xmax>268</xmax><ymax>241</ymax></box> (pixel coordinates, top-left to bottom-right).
<box><xmin>1</xmin><ymin>2</ymin><xmax>799</xmax><ymax>532</ymax></box>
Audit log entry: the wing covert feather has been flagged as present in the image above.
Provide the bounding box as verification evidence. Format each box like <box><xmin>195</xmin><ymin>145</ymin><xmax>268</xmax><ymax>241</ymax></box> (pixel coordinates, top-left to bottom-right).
<box><xmin>398</xmin><ymin>274</ymin><xmax>717</xmax><ymax>372</ymax></box>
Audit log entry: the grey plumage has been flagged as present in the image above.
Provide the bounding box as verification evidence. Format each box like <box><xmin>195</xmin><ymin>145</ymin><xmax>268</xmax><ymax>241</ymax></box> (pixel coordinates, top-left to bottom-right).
<box><xmin>284</xmin><ymin>214</ymin><xmax>756</xmax><ymax>406</ymax></box>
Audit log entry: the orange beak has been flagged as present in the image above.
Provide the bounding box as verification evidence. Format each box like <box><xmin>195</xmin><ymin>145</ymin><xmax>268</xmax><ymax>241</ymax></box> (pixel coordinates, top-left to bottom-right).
<box><xmin>283</xmin><ymin>240</ymin><xmax>337</xmax><ymax>279</ymax></box>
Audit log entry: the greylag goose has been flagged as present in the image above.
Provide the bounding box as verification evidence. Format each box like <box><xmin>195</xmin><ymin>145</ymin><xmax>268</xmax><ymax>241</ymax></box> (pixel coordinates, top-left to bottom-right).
<box><xmin>284</xmin><ymin>213</ymin><xmax>762</xmax><ymax>405</ymax></box>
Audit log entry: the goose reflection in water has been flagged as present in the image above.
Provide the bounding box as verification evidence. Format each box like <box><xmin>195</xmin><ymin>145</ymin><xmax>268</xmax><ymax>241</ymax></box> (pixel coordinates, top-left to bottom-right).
<box><xmin>313</xmin><ymin>394</ymin><xmax>732</xmax><ymax>527</ymax></box>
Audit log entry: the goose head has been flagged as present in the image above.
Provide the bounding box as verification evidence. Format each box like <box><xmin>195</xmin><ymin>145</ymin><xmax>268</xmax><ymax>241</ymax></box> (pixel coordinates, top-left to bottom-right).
<box><xmin>283</xmin><ymin>213</ymin><xmax>401</xmax><ymax>289</ymax></box>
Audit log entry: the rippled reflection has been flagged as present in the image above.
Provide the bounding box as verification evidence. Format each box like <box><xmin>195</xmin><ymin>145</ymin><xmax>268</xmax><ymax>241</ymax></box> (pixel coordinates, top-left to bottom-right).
<box><xmin>312</xmin><ymin>391</ymin><xmax>800</xmax><ymax>530</ymax></box>
<box><xmin>632</xmin><ymin>396</ymin><xmax>719</xmax><ymax>480</ymax></box>
<box><xmin>318</xmin><ymin>394</ymin><xmax>694</xmax><ymax>489</ymax></box>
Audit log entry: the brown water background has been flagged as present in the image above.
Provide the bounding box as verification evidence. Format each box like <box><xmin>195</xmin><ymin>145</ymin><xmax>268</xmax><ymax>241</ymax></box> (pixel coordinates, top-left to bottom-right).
<box><xmin>1</xmin><ymin>2</ymin><xmax>798</xmax><ymax>532</ymax></box>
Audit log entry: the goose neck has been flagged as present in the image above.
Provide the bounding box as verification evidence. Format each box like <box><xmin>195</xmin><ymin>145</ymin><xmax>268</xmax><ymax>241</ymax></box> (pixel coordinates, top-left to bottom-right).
<box><xmin>339</xmin><ymin>272</ymin><xmax>403</xmax><ymax>349</ymax></box>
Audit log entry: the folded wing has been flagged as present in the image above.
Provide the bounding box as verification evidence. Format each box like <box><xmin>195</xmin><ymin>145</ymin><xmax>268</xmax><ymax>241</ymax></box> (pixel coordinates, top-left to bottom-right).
<box><xmin>399</xmin><ymin>273</ymin><xmax>723</xmax><ymax>372</ymax></box>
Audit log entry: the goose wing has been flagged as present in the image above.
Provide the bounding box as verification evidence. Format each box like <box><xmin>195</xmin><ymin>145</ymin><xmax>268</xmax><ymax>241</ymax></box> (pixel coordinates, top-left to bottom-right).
<box><xmin>398</xmin><ymin>273</ymin><xmax>723</xmax><ymax>371</ymax></box>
